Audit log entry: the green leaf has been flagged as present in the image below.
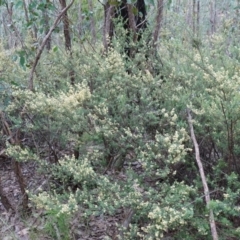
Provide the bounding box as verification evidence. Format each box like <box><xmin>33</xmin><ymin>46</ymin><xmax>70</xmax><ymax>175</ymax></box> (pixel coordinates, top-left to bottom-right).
<box><xmin>20</xmin><ymin>55</ymin><xmax>25</xmax><ymax>67</ymax></box>
<box><xmin>53</xmin><ymin>46</ymin><xmax>58</xmax><ymax>52</ymax></box>
<box><xmin>17</xmin><ymin>50</ymin><xmax>26</xmax><ymax>70</ymax></box>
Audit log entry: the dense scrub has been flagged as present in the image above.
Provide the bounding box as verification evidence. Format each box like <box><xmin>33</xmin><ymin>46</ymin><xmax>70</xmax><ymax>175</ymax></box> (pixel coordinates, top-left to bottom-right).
<box><xmin>1</xmin><ymin>9</ymin><xmax>240</xmax><ymax>240</ymax></box>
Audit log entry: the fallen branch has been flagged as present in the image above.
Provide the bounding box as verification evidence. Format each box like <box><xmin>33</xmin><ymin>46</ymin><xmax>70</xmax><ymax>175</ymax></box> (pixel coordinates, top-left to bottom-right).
<box><xmin>28</xmin><ymin>0</ymin><xmax>75</xmax><ymax>90</ymax></box>
<box><xmin>187</xmin><ymin>109</ymin><xmax>218</xmax><ymax>240</ymax></box>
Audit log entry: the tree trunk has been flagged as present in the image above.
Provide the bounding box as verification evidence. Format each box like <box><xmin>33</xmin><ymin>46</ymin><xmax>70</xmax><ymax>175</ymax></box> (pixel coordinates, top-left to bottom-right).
<box><xmin>186</xmin><ymin>0</ymin><xmax>192</xmax><ymax>26</ymax></box>
<box><xmin>88</xmin><ymin>0</ymin><xmax>96</xmax><ymax>44</ymax></box>
<box><xmin>103</xmin><ymin>0</ymin><xmax>147</xmax><ymax>55</ymax></box>
<box><xmin>192</xmin><ymin>0</ymin><xmax>196</xmax><ymax>34</ymax></box>
<box><xmin>152</xmin><ymin>0</ymin><xmax>164</xmax><ymax>47</ymax></box>
<box><xmin>209</xmin><ymin>0</ymin><xmax>216</xmax><ymax>34</ymax></box>
<box><xmin>43</xmin><ymin>0</ymin><xmax>51</xmax><ymax>51</ymax></box>
<box><xmin>196</xmin><ymin>1</ymin><xmax>200</xmax><ymax>36</ymax></box>
<box><xmin>78</xmin><ymin>2</ymin><xmax>83</xmax><ymax>37</ymax></box>
<box><xmin>103</xmin><ymin>2</ymin><xmax>114</xmax><ymax>51</ymax></box>
<box><xmin>59</xmin><ymin>0</ymin><xmax>75</xmax><ymax>85</ymax></box>
<box><xmin>59</xmin><ymin>0</ymin><xmax>72</xmax><ymax>51</ymax></box>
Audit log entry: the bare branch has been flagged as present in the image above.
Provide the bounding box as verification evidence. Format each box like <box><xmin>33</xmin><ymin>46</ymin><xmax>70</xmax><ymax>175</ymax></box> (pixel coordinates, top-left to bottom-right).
<box><xmin>187</xmin><ymin>109</ymin><xmax>219</xmax><ymax>240</ymax></box>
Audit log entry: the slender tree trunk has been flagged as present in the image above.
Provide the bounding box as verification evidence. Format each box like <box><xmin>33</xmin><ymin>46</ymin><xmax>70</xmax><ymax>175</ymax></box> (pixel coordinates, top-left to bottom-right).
<box><xmin>186</xmin><ymin>0</ymin><xmax>192</xmax><ymax>26</ymax></box>
<box><xmin>43</xmin><ymin>0</ymin><xmax>51</xmax><ymax>51</ymax></box>
<box><xmin>22</xmin><ymin>0</ymin><xmax>30</xmax><ymax>27</ymax></box>
<box><xmin>88</xmin><ymin>0</ymin><xmax>96</xmax><ymax>44</ymax></box>
<box><xmin>209</xmin><ymin>0</ymin><xmax>216</xmax><ymax>34</ymax></box>
<box><xmin>103</xmin><ymin>2</ymin><xmax>114</xmax><ymax>51</ymax></box>
<box><xmin>103</xmin><ymin>0</ymin><xmax>147</xmax><ymax>54</ymax></box>
<box><xmin>127</xmin><ymin>4</ymin><xmax>137</xmax><ymax>35</ymax></box>
<box><xmin>192</xmin><ymin>0</ymin><xmax>196</xmax><ymax>34</ymax></box>
<box><xmin>59</xmin><ymin>0</ymin><xmax>72</xmax><ymax>50</ymax></box>
<box><xmin>78</xmin><ymin>2</ymin><xmax>83</xmax><ymax>37</ymax></box>
<box><xmin>152</xmin><ymin>0</ymin><xmax>164</xmax><ymax>47</ymax></box>
<box><xmin>2</xmin><ymin>11</ymin><xmax>10</xmax><ymax>48</ymax></box>
<box><xmin>59</xmin><ymin>0</ymin><xmax>75</xmax><ymax>85</ymax></box>
<box><xmin>22</xmin><ymin>0</ymin><xmax>29</xmax><ymax>23</ymax></box>
<box><xmin>196</xmin><ymin>1</ymin><xmax>200</xmax><ymax>36</ymax></box>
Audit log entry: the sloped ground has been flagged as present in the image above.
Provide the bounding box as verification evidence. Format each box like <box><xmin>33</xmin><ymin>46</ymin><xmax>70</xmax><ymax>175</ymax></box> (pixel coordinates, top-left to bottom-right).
<box><xmin>0</xmin><ymin>158</ymin><xmax>48</xmax><ymax>240</ymax></box>
<box><xmin>0</xmin><ymin>158</ymin><xmax>131</xmax><ymax>240</ymax></box>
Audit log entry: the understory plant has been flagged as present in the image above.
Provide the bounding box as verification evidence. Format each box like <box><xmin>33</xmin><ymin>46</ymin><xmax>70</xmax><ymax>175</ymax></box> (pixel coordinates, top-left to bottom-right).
<box><xmin>1</xmin><ymin>21</ymin><xmax>240</xmax><ymax>239</ymax></box>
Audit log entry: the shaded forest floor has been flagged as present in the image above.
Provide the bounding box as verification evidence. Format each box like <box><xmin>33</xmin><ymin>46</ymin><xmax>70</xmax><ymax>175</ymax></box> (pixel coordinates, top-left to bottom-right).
<box><xmin>0</xmin><ymin>158</ymin><xmax>142</xmax><ymax>240</ymax></box>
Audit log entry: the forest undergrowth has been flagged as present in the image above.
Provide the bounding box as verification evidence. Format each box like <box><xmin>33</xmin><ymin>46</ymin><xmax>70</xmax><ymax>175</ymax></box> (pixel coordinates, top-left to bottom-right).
<box><xmin>1</xmin><ymin>10</ymin><xmax>240</xmax><ymax>239</ymax></box>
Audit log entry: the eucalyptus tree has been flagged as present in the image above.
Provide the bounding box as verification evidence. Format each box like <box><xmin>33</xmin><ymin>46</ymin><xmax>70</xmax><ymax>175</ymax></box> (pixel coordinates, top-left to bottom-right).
<box><xmin>102</xmin><ymin>0</ymin><xmax>164</xmax><ymax>54</ymax></box>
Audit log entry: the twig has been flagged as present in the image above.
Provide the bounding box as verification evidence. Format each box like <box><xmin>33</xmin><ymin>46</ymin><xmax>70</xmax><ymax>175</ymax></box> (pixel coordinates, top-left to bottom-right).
<box><xmin>187</xmin><ymin>109</ymin><xmax>218</xmax><ymax>240</ymax></box>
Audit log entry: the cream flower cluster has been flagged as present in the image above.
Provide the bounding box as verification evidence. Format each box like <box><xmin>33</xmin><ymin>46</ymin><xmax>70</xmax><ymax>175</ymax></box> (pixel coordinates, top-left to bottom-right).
<box><xmin>57</xmin><ymin>155</ymin><xmax>96</xmax><ymax>183</ymax></box>
<box><xmin>31</xmin><ymin>191</ymin><xmax>78</xmax><ymax>217</ymax></box>
<box><xmin>8</xmin><ymin>83</ymin><xmax>91</xmax><ymax>116</ymax></box>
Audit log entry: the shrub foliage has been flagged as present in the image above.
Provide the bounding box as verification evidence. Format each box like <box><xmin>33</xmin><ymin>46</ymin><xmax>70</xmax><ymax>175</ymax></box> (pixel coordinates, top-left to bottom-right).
<box><xmin>1</xmin><ymin>17</ymin><xmax>240</xmax><ymax>240</ymax></box>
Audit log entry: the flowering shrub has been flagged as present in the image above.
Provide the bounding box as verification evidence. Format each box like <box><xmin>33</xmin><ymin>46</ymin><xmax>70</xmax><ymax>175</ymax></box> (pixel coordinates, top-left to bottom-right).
<box><xmin>2</xmin><ymin>22</ymin><xmax>240</xmax><ymax>239</ymax></box>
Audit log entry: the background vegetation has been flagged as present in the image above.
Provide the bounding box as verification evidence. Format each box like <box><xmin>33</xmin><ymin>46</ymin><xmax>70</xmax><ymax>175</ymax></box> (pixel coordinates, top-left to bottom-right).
<box><xmin>0</xmin><ymin>0</ymin><xmax>240</xmax><ymax>239</ymax></box>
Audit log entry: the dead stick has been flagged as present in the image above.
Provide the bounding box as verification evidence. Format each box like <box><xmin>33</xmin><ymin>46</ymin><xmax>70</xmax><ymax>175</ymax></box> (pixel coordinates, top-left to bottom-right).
<box><xmin>187</xmin><ymin>109</ymin><xmax>218</xmax><ymax>240</ymax></box>
<box><xmin>28</xmin><ymin>0</ymin><xmax>75</xmax><ymax>90</ymax></box>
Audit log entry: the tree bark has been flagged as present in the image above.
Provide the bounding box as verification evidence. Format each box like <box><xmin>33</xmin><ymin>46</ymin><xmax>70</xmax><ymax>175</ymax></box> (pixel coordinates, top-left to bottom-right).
<box><xmin>103</xmin><ymin>2</ymin><xmax>114</xmax><ymax>51</ymax></box>
<box><xmin>192</xmin><ymin>0</ymin><xmax>196</xmax><ymax>34</ymax></box>
<box><xmin>103</xmin><ymin>0</ymin><xmax>147</xmax><ymax>56</ymax></box>
<box><xmin>196</xmin><ymin>1</ymin><xmax>200</xmax><ymax>36</ymax></box>
<box><xmin>78</xmin><ymin>2</ymin><xmax>83</xmax><ymax>37</ymax></box>
<box><xmin>153</xmin><ymin>0</ymin><xmax>164</xmax><ymax>47</ymax></box>
<box><xmin>59</xmin><ymin>0</ymin><xmax>75</xmax><ymax>85</ymax></box>
<box><xmin>127</xmin><ymin>4</ymin><xmax>137</xmax><ymax>36</ymax></box>
<box><xmin>43</xmin><ymin>0</ymin><xmax>51</xmax><ymax>51</ymax></box>
<box><xmin>209</xmin><ymin>0</ymin><xmax>216</xmax><ymax>34</ymax></box>
<box><xmin>59</xmin><ymin>0</ymin><xmax>72</xmax><ymax>51</ymax></box>
<box><xmin>186</xmin><ymin>0</ymin><xmax>192</xmax><ymax>26</ymax></box>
